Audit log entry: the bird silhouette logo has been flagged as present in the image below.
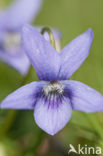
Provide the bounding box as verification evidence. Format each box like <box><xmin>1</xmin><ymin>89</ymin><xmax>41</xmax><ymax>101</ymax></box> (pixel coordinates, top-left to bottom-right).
<box><xmin>68</xmin><ymin>144</ymin><xmax>78</xmax><ymax>154</ymax></box>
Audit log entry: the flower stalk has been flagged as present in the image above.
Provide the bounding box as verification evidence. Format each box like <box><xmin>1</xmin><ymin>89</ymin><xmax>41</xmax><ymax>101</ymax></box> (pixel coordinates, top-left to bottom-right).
<box><xmin>41</xmin><ymin>27</ymin><xmax>56</xmax><ymax>49</ymax></box>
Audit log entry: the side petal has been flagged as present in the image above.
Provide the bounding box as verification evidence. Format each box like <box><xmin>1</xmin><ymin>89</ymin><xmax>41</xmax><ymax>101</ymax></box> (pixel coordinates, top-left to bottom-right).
<box><xmin>59</xmin><ymin>29</ymin><xmax>94</xmax><ymax>80</ymax></box>
<box><xmin>63</xmin><ymin>80</ymin><xmax>103</xmax><ymax>112</ymax></box>
<box><xmin>34</xmin><ymin>96</ymin><xmax>72</xmax><ymax>135</ymax></box>
<box><xmin>0</xmin><ymin>81</ymin><xmax>46</xmax><ymax>110</ymax></box>
<box><xmin>22</xmin><ymin>25</ymin><xmax>60</xmax><ymax>81</ymax></box>
<box><xmin>5</xmin><ymin>0</ymin><xmax>43</xmax><ymax>30</ymax></box>
<box><xmin>0</xmin><ymin>50</ymin><xmax>30</xmax><ymax>75</ymax></box>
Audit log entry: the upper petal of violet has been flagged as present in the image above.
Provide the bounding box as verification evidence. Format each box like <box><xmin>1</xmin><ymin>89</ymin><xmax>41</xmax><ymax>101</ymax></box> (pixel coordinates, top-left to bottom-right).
<box><xmin>58</xmin><ymin>29</ymin><xmax>94</xmax><ymax>80</ymax></box>
<box><xmin>22</xmin><ymin>24</ymin><xmax>60</xmax><ymax>81</ymax></box>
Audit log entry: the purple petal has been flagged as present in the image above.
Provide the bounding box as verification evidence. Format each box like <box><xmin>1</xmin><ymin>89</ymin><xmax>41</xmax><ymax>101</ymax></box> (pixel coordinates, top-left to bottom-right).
<box><xmin>22</xmin><ymin>25</ymin><xmax>60</xmax><ymax>81</ymax></box>
<box><xmin>0</xmin><ymin>49</ymin><xmax>30</xmax><ymax>75</ymax></box>
<box><xmin>59</xmin><ymin>29</ymin><xmax>94</xmax><ymax>80</ymax></box>
<box><xmin>4</xmin><ymin>0</ymin><xmax>43</xmax><ymax>30</ymax></box>
<box><xmin>0</xmin><ymin>81</ymin><xmax>46</xmax><ymax>110</ymax></box>
<box><xmin>63</xmin><ymin>80</ymin><xmax>103</xmax><ymax>112</ymax></box>
<box><xmin>34</xmin><ymin>96</ymin><xmax>72</xmax><ymax>135</ymax></box>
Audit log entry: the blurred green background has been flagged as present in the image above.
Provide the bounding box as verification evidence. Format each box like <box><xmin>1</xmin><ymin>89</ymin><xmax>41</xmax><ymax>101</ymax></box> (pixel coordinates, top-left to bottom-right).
<box><xmin>0</xmin><ymin>0</ymin><xmax>103</xmax><ymax>156</ymax></box>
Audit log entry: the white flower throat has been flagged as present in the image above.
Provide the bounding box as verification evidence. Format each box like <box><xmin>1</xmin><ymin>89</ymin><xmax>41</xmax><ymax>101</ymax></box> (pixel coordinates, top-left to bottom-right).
<box><xmin>3</xmin><ymin>32</ymin><xmax>21</xmax><ymax>53</ymax></box>
<box><xmin>43</xmin><ymin>81</ymin><xmax>64</xmax><ymax>96</ymax></box>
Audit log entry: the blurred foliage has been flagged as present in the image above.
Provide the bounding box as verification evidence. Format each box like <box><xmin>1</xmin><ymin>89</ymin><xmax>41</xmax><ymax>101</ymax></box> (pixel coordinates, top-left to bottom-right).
<box><xmin>0</xmin><ymin>0</ymin><xmax>103</xmax><ymax>156</ymax></box>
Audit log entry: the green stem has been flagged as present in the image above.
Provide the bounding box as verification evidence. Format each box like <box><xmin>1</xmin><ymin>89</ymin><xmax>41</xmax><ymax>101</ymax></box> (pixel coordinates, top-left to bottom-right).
<box><xmin>0</xmin><ymin>66</ymin><xmax>32</xmax><ymax>140</ymax></box>
<box><xmin>41</xmin><ymin>27</ymin><xmax>56</xmax><ymax>49</ymax></box>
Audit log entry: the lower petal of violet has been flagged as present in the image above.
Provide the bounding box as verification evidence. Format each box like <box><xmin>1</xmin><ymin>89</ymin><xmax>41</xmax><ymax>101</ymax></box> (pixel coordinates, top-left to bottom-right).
<box><xmin>34</xmin><ymin>95</ymin><xmax>72</xmax><ymax>135</ymax></box>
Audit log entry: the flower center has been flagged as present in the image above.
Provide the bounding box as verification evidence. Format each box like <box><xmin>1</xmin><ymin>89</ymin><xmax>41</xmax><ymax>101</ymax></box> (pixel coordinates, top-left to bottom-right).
<box><xmin>43</xmin><ymin>81</ymin><xmax>64</xmax><ymax>96</ymax></box>
<box><xmin>3</xmin><ymin>32</ymin><xmax>21</xmax><ymax>53</ymax></box>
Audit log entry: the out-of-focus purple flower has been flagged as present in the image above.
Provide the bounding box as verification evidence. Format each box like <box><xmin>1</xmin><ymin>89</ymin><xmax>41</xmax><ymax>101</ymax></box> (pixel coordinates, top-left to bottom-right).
<box><xmin>0</xmin><ymin>0</ymin><xmax>43</xmax><ymax>74</ymax></box>
<box><xmin>0</xmin><ymin>0</ymin><xmax>61</xmax><ymax>74</ymax></box>
<box><xmin>1</xmin><ymin>25</ymin><xmax>103</xmax><ymax>135</ymax></box>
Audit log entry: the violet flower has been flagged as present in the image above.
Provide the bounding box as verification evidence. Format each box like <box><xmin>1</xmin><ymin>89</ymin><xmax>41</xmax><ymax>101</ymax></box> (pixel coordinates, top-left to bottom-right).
<box><xmin>1</xmin><ymin>25</ymin><xmax>103</xmax><ymax>135</ymax></box>
<box><xmin>0</xmin><ymin>0</ymin><xmax>43</xmax><ymax>74</ymax></box>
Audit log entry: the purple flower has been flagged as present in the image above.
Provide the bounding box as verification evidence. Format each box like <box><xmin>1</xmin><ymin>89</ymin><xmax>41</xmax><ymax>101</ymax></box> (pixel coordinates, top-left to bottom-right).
<box><xmin>1</xmin><ymin>25</ymin><xmax>103</xmax><ymax>135</ymax></box>
<box><xmin>0</xmin><ymin>0</ymin><xmax>43</xmax><ymax>74</ymax></box>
